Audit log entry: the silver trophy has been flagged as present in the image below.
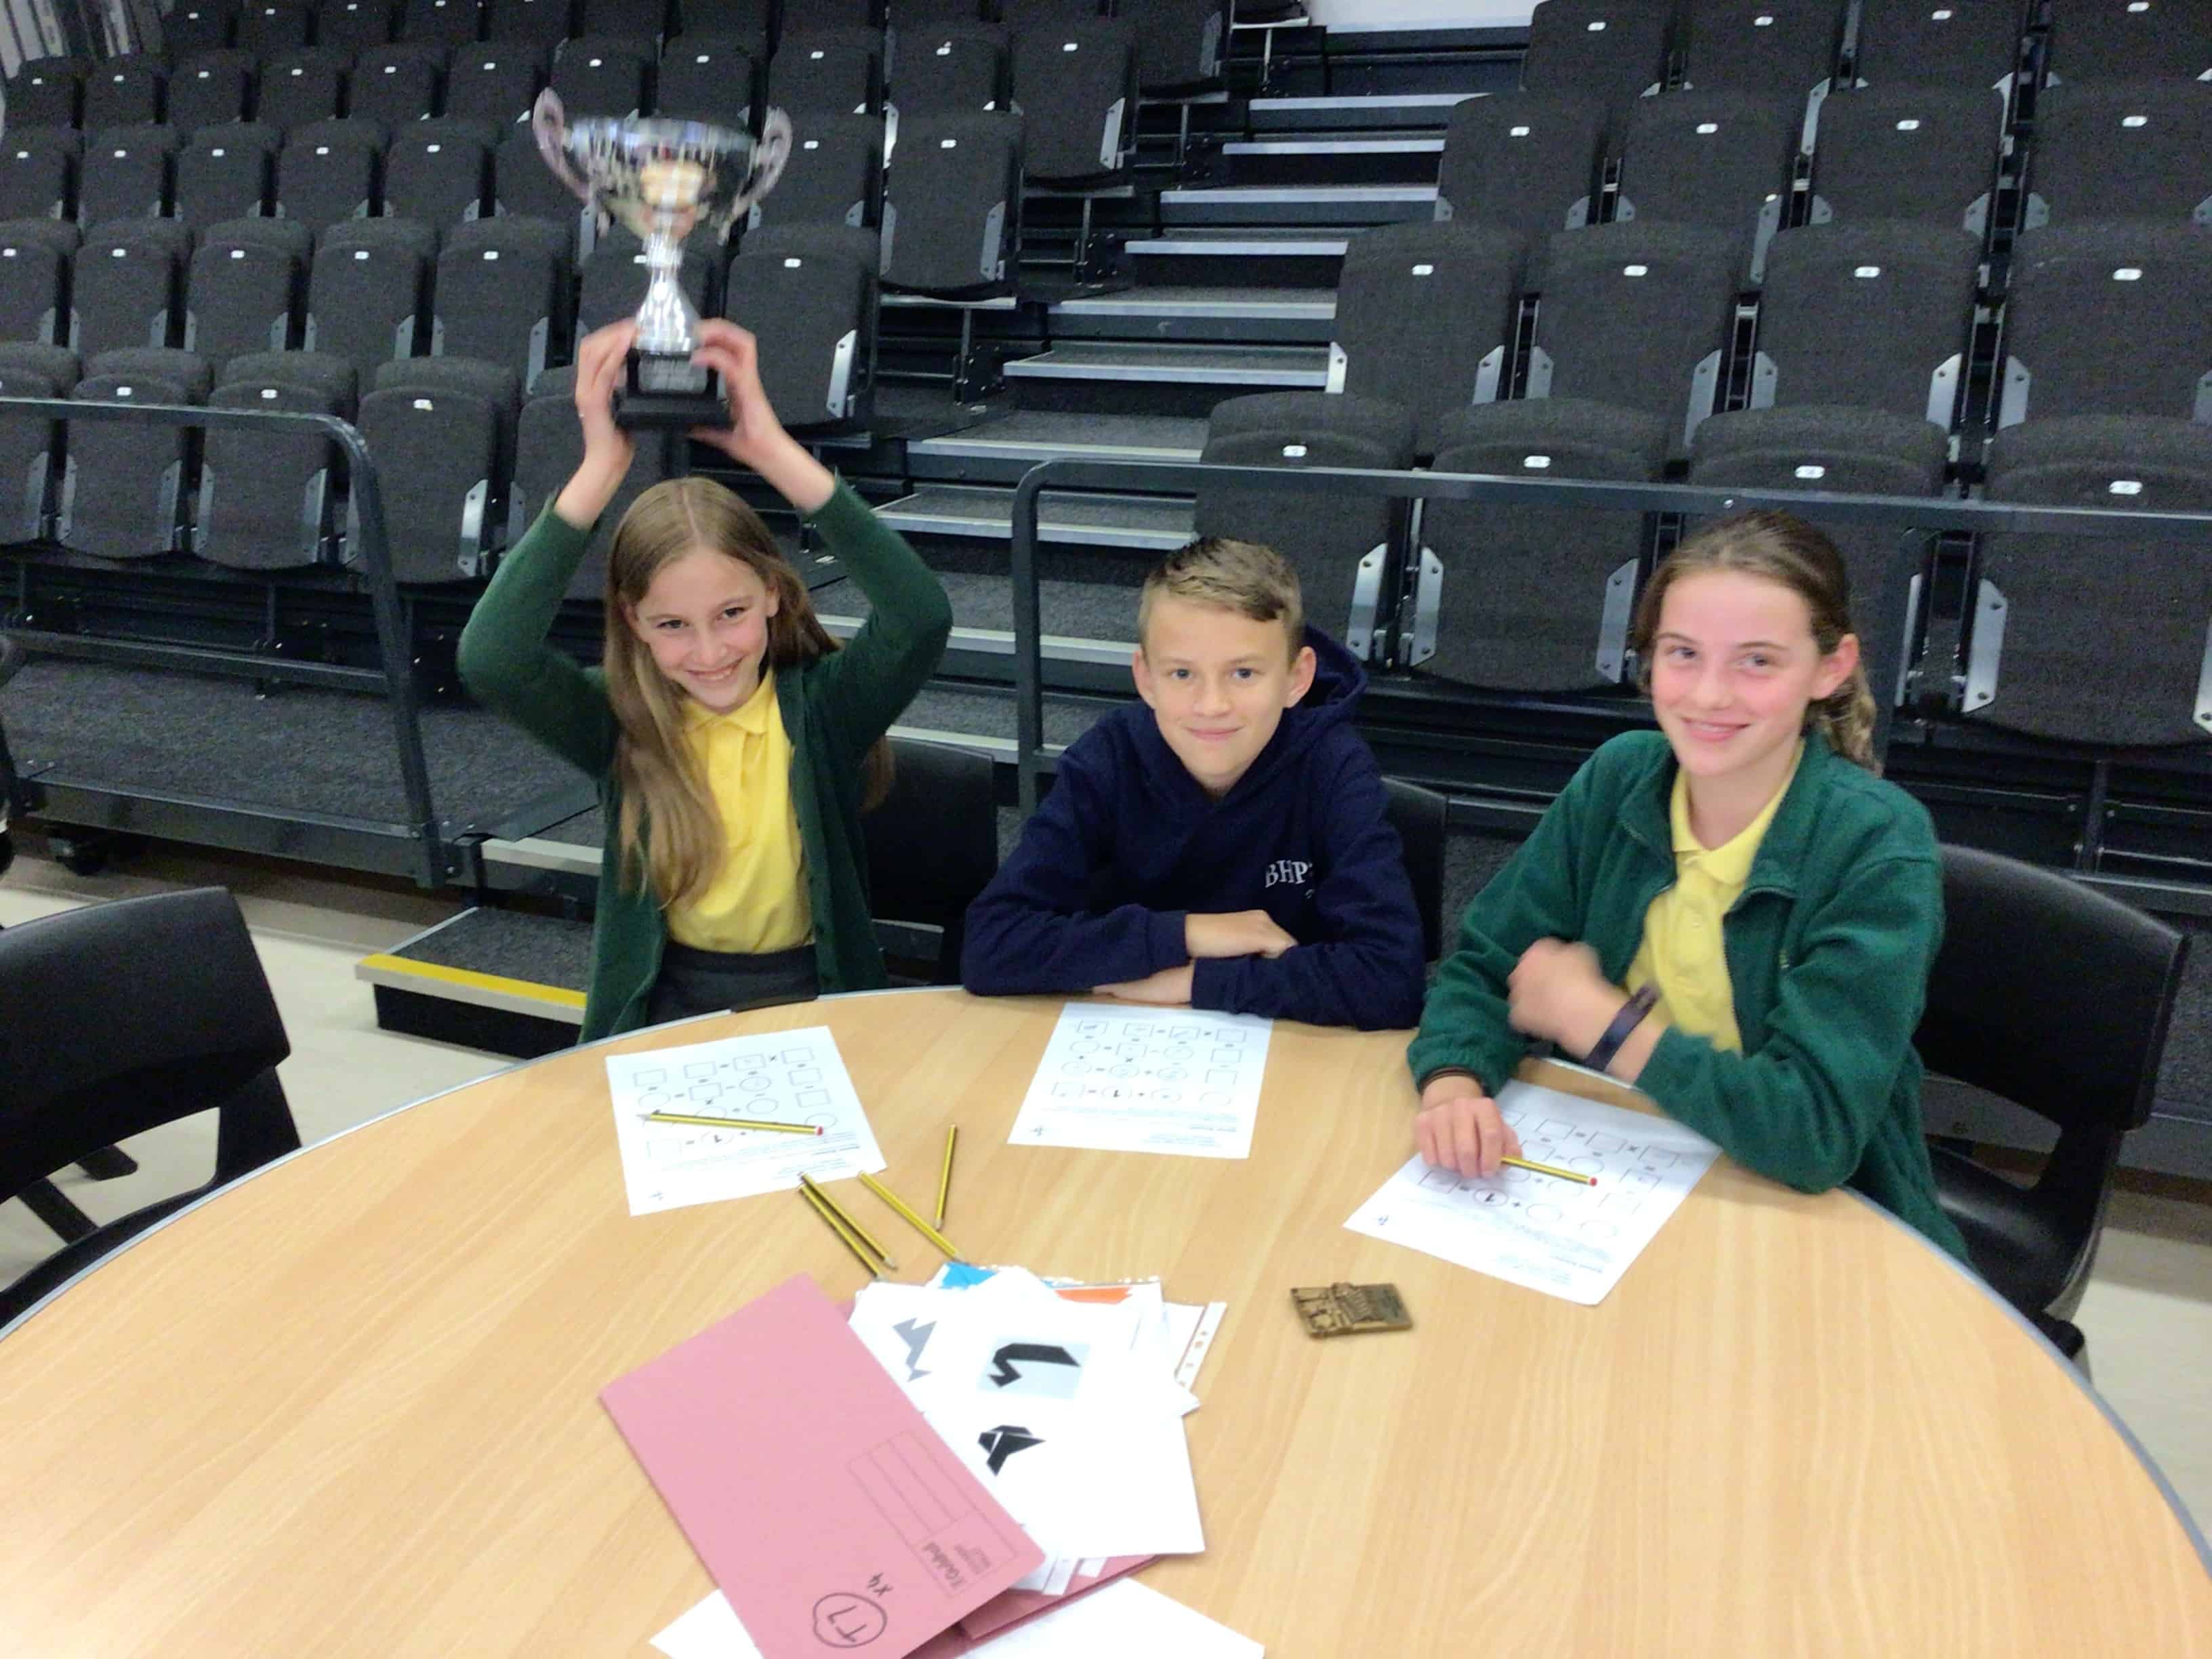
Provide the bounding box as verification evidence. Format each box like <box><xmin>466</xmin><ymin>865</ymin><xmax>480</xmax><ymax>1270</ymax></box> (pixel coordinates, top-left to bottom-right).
<box><xmin>533</xmin><ymin>91</ymin><xmax>792</xmax><ymax>429</ymax></box>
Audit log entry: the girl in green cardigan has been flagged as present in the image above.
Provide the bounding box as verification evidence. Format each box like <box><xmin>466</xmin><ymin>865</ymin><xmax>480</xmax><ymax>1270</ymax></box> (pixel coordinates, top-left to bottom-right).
<box><xmin>457</xmin><ymin>320</ymin><xmax>952</xmax><ymax>1040</ymax></box>
<box><xmin>1408</xmin><ymin>511</ymin><xmax>1967</xmax><ymax>1255</ymax></box>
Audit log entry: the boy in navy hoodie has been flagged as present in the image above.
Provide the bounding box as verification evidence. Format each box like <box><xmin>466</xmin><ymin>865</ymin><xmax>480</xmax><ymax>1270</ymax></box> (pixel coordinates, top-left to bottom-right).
<box><xmin>960</xmin><ymin>537</ymin><xmax>1427</xmax><ymax>1029</ymax></box>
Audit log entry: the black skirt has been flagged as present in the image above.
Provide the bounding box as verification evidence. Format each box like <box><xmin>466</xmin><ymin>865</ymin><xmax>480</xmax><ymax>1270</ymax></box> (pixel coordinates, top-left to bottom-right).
<box><xmin>646</xmin><ymin>939</ymin><xmax>821</xmax><ymax>1027</ymax></box>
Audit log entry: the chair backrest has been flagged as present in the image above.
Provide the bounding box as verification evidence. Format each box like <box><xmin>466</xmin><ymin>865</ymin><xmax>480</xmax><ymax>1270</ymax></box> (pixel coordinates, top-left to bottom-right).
<box><xmin>1807</xmin><ymin>82</ymin><xmax>2003</xmax><ymax>234</ymax></box>
<box><xmin>1007</xmin><ymin>19</ymin><xmax>1134</xmax><ymax>184</ymax></box>
<box><xmin>0</xmin><ymin>221</ymin><xmax>75</xmax><ymax>347</ymax></box>
<box><xmin>2044</xmin><ymin>0</ymin><xmax>2212</xmax><ymax>83</ymax></box>
<box><xmin>1420</xmin><ymin>397</ymin><xmax>1667</xmax><ymax>694</ymax></box>
<box><xmin>167</xmin><ymin>49</ymin><xmax>258</xmax><ymax>134</ymax></box>
<box><xmin>1196</xmin><ymin>392</ymin><xmax>1416</xmax><ymax>658</ymax></box>
<box><xmin>78</xmin><ymin>123</ymin><xmax>180</xmax><ymax>224</ymax></box>
<box><xmin>1529</xmin><ymin>219</ymin><xmax>1742</xmax><ymax>455</ymax></box>
<box><xmin>1750</xmin><ymin>220</ymin><xmax>1981</xmax><ymax>424</ymax></box>
<box><xmin>769</xmin><ymin>26</ymin><xmax>884</xmax><ymax>115</ymax></box>
<box><xmin>723</xmin><ymin>223</ymin><xmax>878</xmax><ymax>429</ymax></box>
<box><xmin>1970</xmin><ymin>413</ymin><xmax>2212</xmax><ymax>747</ymax></box>
<box><xmin>880</xmin><ymin>110</ymin><xmax>1021</xmax><ymax>294</ymax></box>
<box><xmin>82</xmin><ymin>56</ymin><xmax>167</xmax><ymax>131</ymax></box>
<box><xmin>1680</xmin><ymin>0</ymin><xmax>1844</xmax><ymax>98</ymax></box>
<box><xmin>863</xmin><ymin>737</ymin><xmax>1000</xmax><ymax>981</ymax></box>
<box><xmin>1999</xmin><ymin>223</ymin><xmax>2212</xmax><ymax>427</ymax></box>
<box><xmin>1615</xmin><ymin>88</ymin><xmax>1797</xmax><ymax>275</ymax></box>
<box><xmin>1436</xmin><ymin>89</ymin><xmax>1605</xmax><ymax>245</ymax></box>
<box><xmin>1914</xmin><ymin>846</ymin><xmax>2187</xmax><ymax>1246</ymax></box>
<box><xmin>1330</xmin><ymin>219</ymin><xmax>1527</xmax><ymax>456</ymax></box>
<box><xmin>2024</xmin><ymin>82</ymin><xmax>2212</xmax><ymax>230</ymax></box>
<box><xmin>1382</xmin><ymin>778</ymin><xmax>1447</xmax><ymax>963</ymax></box>
<box><xmin>0</xmin><ymin>127</ymin><xmax>81</xmax><ymax>220</ymax></box>
<box><xmin>1522</xmin><ymin>0</ymin><xmax>1671</xmax><ymax>144</ymax></box>
<box><xmin>255</xmin><ymin>47</ymin><xmax>349</xmax><ymax>131</ymax></box>
<box><xmin>1852</xmin><ymin>0</ymin><xmax>2022</xmax><ymax>90</ymax></box>
<box><xmin>0</xmin><ymin>888</ymin><xmax>298</xmax><ymax>1205</ymax></box>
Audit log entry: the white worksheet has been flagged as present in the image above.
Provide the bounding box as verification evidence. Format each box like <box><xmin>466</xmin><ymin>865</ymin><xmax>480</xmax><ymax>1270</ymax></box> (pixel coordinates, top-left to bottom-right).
<box><xmin>1344</xmin><ymin>1080</ymin><xmax>1721</xmax><ymax>1305</ymax></box>
<box><xmin>1008</xmin><ymin>1004</ymin><xmax>1273</xmax><ymax>1160</ymax></box>
<box><xmin>604</xmin><ymin>1027</ymin><xmax>884</xmax><ymax>1216</ymax></box>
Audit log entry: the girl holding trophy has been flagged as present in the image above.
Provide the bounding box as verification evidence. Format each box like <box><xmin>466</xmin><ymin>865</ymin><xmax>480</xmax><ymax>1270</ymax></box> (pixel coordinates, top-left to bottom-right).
<box><xmin>459</xmin><ymin>319</ymin><xmax>953</xmax><ymax>1038</ymax></box>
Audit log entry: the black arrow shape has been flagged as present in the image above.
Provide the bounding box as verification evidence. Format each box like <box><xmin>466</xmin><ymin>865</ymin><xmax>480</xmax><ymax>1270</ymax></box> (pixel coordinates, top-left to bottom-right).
<box><xmin>988</xmin><ymin>1343</ymin><xmax>1079</xmax><ymax>1388</ymax></box>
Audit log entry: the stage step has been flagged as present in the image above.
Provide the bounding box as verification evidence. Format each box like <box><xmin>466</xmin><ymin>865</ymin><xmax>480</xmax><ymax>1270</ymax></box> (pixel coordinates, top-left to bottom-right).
<box><xmin>1006</xmin><ymin>341</ymin><xmax>1328</xmax><ymax>388</ymax></box>
<box><xmin>1157</xmin><ymin>184</ymin><xmax>1442</xmax><ymax>227</ymax></box>
<box><xmin>1215</xmin><ymin>135</ymin><xmax>1447</xmax><ymax>187</ymax></box>
<box><xmin>905</xmin><ymin>410</ymin><xmax>1207</xmax><ymax>485</ymax></box>
<box><xmin>1002</xmin><ymin>340</ymin><xmax>1329</xmax><ymax>417</ymax></box>
<box><xmin>877</xmin><ymin>483</ymin><xmax>1195</xmax><ymax>552</ymax></box>
<box><xmin>1122</xmin><ymin>230</ymin><xmax>1349</xmax><ymax>287</ymax></box>
<box><xmin>359</xmin><ymin>907</ymin><xmax>588</xmax><ymax>1057</ymax></box>
<box><xmin>1246</xmin><ymin>93</ymin><xmax>1473</xmax><ymax>132</ymax></box>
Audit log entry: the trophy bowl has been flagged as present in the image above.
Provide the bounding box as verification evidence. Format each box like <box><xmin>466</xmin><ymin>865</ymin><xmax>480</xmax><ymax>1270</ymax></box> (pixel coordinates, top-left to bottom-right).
<box><xmin>533</xmin><ymin>91</ymin><xmax>792</xmax><ymax>429</ymax></box>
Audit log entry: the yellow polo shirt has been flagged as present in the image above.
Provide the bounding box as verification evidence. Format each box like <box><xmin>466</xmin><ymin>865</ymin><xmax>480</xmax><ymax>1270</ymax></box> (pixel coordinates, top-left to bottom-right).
<box><xmin>1624</xmin><ymin>744</ymin><xmax>1801</xmax><ymax>1053</ymax></box>
<box><xmin>663</xmin><ymin>671</ymin><xmax>814</xmax><ymax>954</ymax></box>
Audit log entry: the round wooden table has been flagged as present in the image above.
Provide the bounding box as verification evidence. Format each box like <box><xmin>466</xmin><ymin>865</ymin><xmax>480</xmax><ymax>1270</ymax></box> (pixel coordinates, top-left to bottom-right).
<box><xmin>1</xmin><ymin>989</ymin><xmax>2207</xmax><ymax>1656</ymax></box>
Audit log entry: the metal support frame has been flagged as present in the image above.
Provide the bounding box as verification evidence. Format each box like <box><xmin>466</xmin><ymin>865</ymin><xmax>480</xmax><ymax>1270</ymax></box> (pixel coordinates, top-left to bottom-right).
<box><xmin>1007</xmin><ymin>457</ymin><xmax>2212</xmax><ymax>823</ymax></box>
<box><xmin>0</xmin><ymin>394</ymin><xmax>450</xmax><ymax>886</ymax></box>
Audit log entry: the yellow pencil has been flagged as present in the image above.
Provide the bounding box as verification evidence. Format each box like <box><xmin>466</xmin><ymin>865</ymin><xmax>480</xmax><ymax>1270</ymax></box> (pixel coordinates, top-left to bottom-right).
<box><xmin>644</xmin><ymin>1113</ymin><xmax>823</xmax><ymax>1134</ymax></box>
<box><xmin>934</xmin><ymin>1125</ymin><xmax>959</xmax><ymax>1229</ymax></box>
<box><xmin>798</xmin><ymin>1172</ymin><xmax>899</xmax><ymax>1271</ymax></box>
<box><xmin>1503</xmin><ymin>1154</ymin><xmax>1599</xmax><ymax>1187</ymax></box>
<box><xmin>799</xmin><ymin>1185</ymin><xmax>882</xmax><ymax>1279</ymax></box>
<box><xmin>858</xmin><ymin>1170</ymin><xmax>967</xmax><ymax>1263</ymax></box>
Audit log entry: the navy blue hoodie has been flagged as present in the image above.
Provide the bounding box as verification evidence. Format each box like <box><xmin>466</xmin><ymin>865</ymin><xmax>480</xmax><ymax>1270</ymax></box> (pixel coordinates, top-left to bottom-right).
<box><xmin>961</xmin><ymin>628</ymin><xmax>1427</xmax><ymax>1030</ymax></box>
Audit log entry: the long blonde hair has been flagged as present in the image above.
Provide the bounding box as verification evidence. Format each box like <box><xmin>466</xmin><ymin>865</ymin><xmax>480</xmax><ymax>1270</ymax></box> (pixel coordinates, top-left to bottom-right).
<box><xmin>1629</xmin><ymin>510</ymin><xmax>1879</xmax><ymax>771</ymax></box>
<box><xmin>604</xmin><ymin>476</ymin><xmax>892</xmax><ymax>907</ymax></box>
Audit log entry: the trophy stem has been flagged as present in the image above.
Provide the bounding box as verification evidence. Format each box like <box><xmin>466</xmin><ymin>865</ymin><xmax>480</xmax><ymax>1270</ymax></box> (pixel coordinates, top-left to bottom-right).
<box><xmin>634</xmin><ymin>234</ymin><xmax>700</xmax><ymax>359</ymax></box>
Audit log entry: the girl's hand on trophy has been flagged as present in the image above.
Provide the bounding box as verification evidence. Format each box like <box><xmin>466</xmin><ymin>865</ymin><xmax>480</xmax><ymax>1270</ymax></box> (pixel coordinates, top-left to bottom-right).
<box><xmin>572</xmin><ymin>320</ymin><xmax>636</xmax><ymax>478</ymax></box>
<box><xmin>688</xmin><ymin>320</ymin><xmax>789</xmax><ymax>470</ymax></box>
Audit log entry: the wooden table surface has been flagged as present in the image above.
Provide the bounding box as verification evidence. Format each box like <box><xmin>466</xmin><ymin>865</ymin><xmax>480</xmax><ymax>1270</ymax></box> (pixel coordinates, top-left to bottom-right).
<box><xmin>1</xmin><ymin>989</ymin><xmax>2207</xmax><ymax>1656</ymax></box>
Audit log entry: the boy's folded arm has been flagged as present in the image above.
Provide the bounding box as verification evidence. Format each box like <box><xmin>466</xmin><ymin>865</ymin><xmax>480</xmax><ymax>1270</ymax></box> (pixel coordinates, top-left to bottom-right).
<box><xmin>1187</xmin><ymin>748</ymin><xmax>1427</xmax><ymax>1029</ymax></box>
<box><xmin>1405</xmin><ymin>766</ymin><xmax>1593</xmax><ymax>1091</ymax></box>
<box><xmin>960</xmin><ymin>754</ymin><xmax>1189</xmax><ymax>994</ymax></box>
<box><xmin>457</xmin><ymin>503</ymin><xmax>617</xmax><ymax>777</ymax></box>
<box><xmin>1631</xmin><ymin>853</ymin><xmax>1944</xmax><ymax>1193</ymax></box>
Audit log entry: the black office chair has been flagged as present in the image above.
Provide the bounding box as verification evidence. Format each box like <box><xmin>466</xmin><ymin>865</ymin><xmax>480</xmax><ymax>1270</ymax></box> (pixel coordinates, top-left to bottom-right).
<box><xmin>863</xmin><ymin>737</ymin><xmax>1000</xmax><ymax>984</ymax></box>
<box><xmin>1385</xmin><ymin>777</ymin><xmax>1449</xmax><ymax>964</ymax></box>
<box><xmin>0</xmin><ymin>887</ymin><xmax>304</xmax><ymax>1327</ymax></box>
<box><xmin>1914</xmin><ymin>845</ymin><xmax>2188</xmax><ymax>1373</ymax></box>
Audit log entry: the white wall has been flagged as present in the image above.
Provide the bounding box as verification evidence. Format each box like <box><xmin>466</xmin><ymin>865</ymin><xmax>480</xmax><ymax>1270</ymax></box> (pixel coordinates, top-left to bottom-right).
<box><xmin>1301</xmin><ymin>1</ymin><xmax>1535</xmax><ymax>26</ymax></box>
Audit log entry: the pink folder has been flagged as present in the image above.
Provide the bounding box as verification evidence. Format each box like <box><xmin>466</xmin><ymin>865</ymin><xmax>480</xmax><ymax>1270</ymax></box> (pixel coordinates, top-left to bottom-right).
<box><xmin>603</xmin><ymin>1275</ymin><xmax>1046</xmax><ymax>1659</ymax></box>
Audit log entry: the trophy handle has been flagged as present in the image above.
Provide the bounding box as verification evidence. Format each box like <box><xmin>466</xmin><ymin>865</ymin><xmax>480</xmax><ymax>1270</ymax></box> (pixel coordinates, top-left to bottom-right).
<box><xmin>531</xmin><ymin>89</ymin><xmax>595</xmax><ymax>207</ymax></box>
<box><xmin>743</xmin><ymin>108</ymin><xmax>794</xmax><ymax>213</ymax></box>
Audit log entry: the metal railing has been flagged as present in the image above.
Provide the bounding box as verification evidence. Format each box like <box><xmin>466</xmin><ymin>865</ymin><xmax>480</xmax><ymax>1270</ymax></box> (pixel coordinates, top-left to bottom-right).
<box><xmin>1007</xmin><ymin>456</ymin><xmax>2212</xmax><ymax>819</ymax></box>
<box><xmin>0</xmin><ymin>395</ymin><xmax>449</xmax><ymax>885</ymax></box>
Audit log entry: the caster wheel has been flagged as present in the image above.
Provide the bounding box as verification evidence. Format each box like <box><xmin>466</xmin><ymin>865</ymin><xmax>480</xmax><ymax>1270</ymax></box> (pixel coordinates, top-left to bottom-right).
<box><xmin>50</xmin><ymin>833</ymin><xmax>110</xmax><ymax>877</ymax></box>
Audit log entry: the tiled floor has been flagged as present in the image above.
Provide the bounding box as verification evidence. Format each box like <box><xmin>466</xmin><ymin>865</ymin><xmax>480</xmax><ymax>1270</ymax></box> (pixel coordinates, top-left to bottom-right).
<box><xmin>2</xmin><ymin>841</ymin><xmax>2208</xmax><ymax>1538</ymax></box>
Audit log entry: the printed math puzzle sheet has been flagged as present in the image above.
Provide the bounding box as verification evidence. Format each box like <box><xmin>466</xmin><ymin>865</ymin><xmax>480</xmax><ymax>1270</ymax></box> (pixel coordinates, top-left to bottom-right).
<box><xmin>1344</xmin><ymin>1080</ymin><xmax>1721</xmax><ymax>1305</ymax></box>
<box><xmin>605</xmin><ymin>1027</ymin><xmax>886</xmax><ymax>1216</ymax></box>
<box><xmin>1008</xmin><ymin>1004</ymin><xmax>1273</xmax><ymax>1160</ymax></box>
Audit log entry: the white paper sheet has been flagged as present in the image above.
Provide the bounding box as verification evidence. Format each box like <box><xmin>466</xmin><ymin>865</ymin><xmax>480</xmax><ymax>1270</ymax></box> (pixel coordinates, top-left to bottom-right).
<box><xmin>654</xmin><ymin>1580</ymin><xmax>1261</xmax><ymax>1659</ymax></box>
<box><xmin>605</xmin><ymin>1027</ymin><xmax>885</xmax><ymax>1216</ymax></box>
<box><xmin>848</xmin><ymin>1270</ymin><xmax>1206</xmax><ymax>1560</ymax></box>
<box><xmin>1344</xmin><ymin>1080</ymin><xmax>1721</xmax><ymax>1306</ymax></box>
<box><xmin>650</xmin><ymin>1589</ymin><xmax>761</xmax><ymax>1659</ymax></box>
<box><xmin>970</xmin><ymin>1579</ymin><xmax>1263</xmax><ymax>1656</ymax></box>
<box><xmin>1008</xmin><ymin>1004</ymin><xmax>1273</xmax><ymax>1160</ymax></box>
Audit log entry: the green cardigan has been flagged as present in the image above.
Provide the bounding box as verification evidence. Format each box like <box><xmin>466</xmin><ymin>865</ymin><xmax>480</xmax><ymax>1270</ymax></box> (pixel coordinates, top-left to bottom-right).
<box><xmin>1408</xmin><ymin>730</ymin><xmax>1969</xmax><ymax>1258</ymax></box>
<box><xmin>456</xmin><ymin>480</ymin><xmax>953</xmax><ymax>1042</ymax></box>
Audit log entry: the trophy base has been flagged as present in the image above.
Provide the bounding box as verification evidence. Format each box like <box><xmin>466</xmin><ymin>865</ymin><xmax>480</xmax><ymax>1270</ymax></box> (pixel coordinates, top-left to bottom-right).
<box><xmin>614</xmin><ymin>350</ymin><xmax>731</xmax><ymax>431</ymax></box>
